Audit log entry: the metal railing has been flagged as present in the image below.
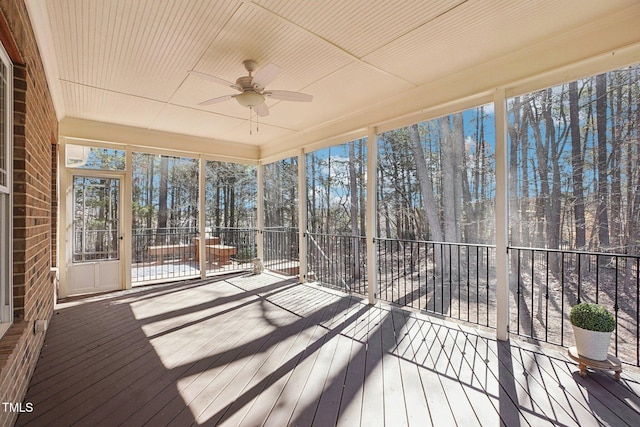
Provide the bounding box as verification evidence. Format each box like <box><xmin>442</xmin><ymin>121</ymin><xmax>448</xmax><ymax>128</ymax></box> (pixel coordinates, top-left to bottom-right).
<box><xmin>306</xmin><ymin>232</ymin><xmax>367</xmax><ymax>296</ymax></box>
<box><xmin>510</xmin><ymin>246</ymin><xmax>640</xmax><ymax>366</ymax></box>
<box><xmin>132</xmin><ymin>227</ymin><xmax>199</xmax><ymax>283</ymax></box>
<box><xmin>377</xmin><ymin>238</ymin><xmax>496</xmax><ymax>328</ymax></box>
<box><xmin>263</xmin><ymin>227</ymin><xmax>299</xmax><ymax>276</ymax></box>
<box><xmin>207</xmin><ymin>227</ymin><xmax>258</xmax><ymax>269</ymax></box>
<box><xmin>132</xmin><ymin>226</ymin><xmax>256</xmax><ymax>283</ymax></box>
<box><xmin>129</xmin><ymin>225</ymin><xmax>640</xmax><ymax>366</ymax></box>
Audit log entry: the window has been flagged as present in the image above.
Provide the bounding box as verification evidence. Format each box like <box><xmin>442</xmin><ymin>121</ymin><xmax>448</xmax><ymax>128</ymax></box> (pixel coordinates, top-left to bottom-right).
<box><xmin>507</xmin><ymin>64</ymin><xmax>640</xmax><ymax>252</ymax></box>
<box><xmin>72</xmin><ymin>176</ymin><xmax>120</xmax><ymax>262</ymax></box>
<box><xmin>0</xmin><ymin>43</ymin><xmax>13</xmax><ymax>335</ymax></box>
<box><xmin>65</xmin><ymin>144</ymin><xmax>125</xmax><ymax>170</ymax></box>
<box><xmin>377</xmin><ymin>105</ymin><xmax>496</xmax><ymax>244</ymax></box>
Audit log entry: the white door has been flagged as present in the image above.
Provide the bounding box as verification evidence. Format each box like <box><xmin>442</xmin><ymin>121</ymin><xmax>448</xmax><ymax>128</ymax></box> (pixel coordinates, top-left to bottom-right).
<box><xmin>67</xmin><ymin>175</ymin><xmax>122</xmax><ymax>295</ymax></box>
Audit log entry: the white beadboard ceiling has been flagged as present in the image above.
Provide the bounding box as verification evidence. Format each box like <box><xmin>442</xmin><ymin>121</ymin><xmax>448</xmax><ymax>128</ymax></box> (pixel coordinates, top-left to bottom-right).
<box><xmin>26</xmin><ymin>0</ymin><xmax>640</xmax><ymax>159</ymax></box>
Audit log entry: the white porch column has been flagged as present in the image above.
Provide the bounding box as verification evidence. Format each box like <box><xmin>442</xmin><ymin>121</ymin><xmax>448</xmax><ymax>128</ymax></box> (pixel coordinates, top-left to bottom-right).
<box><xmin>297</xmin><ymin>148</ymin><xmax>308</xmax><ymax>283</ymax></box>
<box><xmin>199</xmin><ymin>156</ymin><xmax>206</xmax><ymax>279</ymax></box>
<box><xmin>256</xmin><ymin>162</ymin><xmax>264</xmax><ymax>261</ymax></box>
<box><xmin>366</xmin><ymin>127</ymin><xmax>378</xmax><ymax>305</ymax></box>
<box><xmin>494</xmin><ymin>88</ymin><xmax>510</xmax><ymax>341</ymax></box>
<box><xmin>123</xmin><ymin>148</ymin><xmax>133</xmax><ymax>289</ymax></box>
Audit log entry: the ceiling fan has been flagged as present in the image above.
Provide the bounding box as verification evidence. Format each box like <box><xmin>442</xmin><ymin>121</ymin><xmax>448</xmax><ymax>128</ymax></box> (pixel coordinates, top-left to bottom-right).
<box><xmin>190</xmin><ymin>60</ymin><xmax>313</xmax><ymax>117</ymax></box>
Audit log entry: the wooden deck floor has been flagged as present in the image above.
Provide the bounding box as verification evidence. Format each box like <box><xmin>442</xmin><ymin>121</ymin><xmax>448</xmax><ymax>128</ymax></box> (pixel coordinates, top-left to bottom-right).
<box><xmin>16</xmin><ymin>273</ymin><xmax>640</xmax><ymax>426</ymax></box>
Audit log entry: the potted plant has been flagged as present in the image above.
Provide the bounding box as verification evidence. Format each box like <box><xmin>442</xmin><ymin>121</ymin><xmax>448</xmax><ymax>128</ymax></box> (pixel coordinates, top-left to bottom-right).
<box><xmin>570</xmin><ymin>302</ymin><xmax>615</xmax><ymax>361</ymax></box>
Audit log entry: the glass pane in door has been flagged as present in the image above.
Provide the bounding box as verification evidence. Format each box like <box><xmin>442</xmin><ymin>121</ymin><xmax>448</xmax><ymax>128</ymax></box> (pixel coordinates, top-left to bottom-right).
<box><xmin>73</xmin><ymin>176</ymin><xmax>120</xmax><ymax>262</ymax></box>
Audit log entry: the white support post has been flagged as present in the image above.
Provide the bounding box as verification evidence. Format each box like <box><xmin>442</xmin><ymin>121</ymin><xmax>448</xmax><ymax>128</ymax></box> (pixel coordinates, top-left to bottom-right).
<box><xmin>123</xmin><ymin>148</ymin><xmax>133</xmax><ymax>289</ymax></box>
<box><xmin>256</xmin><ymin>162</ymin><xmax>264</xmax><ymax>262</ymax></box>
<box><xmin>199</xmin><ymin>156</ymin><xmax>206</xmax><ymax>279</ymax></box>
<box><xmin>366</xmin><ymin>127</ymin><xmax>378</xmax><ymax>305</ymax></box>
<box><xmin>297</xmin><ymin>148</ymin><xmax>308</xmax><ymax>283</ymax></box>
<box><xmin>494</xmin><ymin>88</ymin><xmax>510</xmax><ymax>341</ymax></box>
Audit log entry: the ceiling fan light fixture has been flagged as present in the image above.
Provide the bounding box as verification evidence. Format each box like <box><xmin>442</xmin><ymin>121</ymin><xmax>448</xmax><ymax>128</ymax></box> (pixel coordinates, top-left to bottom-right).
<box><xmin>235</xmin><ymin>91</ymin><xmax>264</xmax><ymax>108</ymax></box>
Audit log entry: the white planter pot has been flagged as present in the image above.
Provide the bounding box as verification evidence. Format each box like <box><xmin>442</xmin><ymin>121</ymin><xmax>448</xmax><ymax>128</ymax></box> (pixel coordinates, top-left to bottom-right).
<box><xmin>572</xmin><ymin>324</ymin><xmax>612</xmax><ymax>361</ymax></box>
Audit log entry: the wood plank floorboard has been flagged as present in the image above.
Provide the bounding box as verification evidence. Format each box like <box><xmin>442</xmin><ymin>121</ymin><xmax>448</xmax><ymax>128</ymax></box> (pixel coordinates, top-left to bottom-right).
<box><xmin>261</xmin><ymin>295</ymin><xmax>361</xmax><ymax>427</ymax></box>
<box><xmin>381</xmin><ymin>307</ymin><xmax>408</xmax><ymax>427</ymax></box>
<box><xmin>401</xmin><ymin>312</ymin><xmax>456</xmax><ymax>426</ymax></box>
<box><xmin>285</xmin><ymin>295</ymin><xmax>353</xmax><ymax>427</ymax></box>
<box><xmin>229</xmin><ymin>298</ymin><xmax>340</xmax><ymax>427</ymax></box>
<box><xmin>16</xmin><ymin>272</ymin><xmax>640</xmax><ymax>427</ymax></box>
<box><xmin>512</xmin><ymin>345</ymin><xmax>596</xmax><ymax>425</ymax></box>
<box><xmin>260</xmin><ymin>307</ymin><xmax>338</xmax><ymax>427</ymax></box>
<box><xmin>86</xmin><ymin>285</ymin><xmax>266</xmax><ymax>426</ymax></box>
<box><xmin>359</xmin><ymin>303</ymin><xmax>385</xmax><ymax>427</ymax></box>
<box><xmin>438</xmin><ymin>324</ymin><xmax>500</xmax><ymax>426</ymax></box>
<box><xmin>206</xmin><ymin>290</ymin><xmax>353</xmax><ymax>426</ymax></box>
<box><xmin>120</xmin><ymin>294</ymin><xmax>261</xmax><ymax>426</ymax></box>
<box><xmin>390</xmin><ymin>309</ymin><xmax>430</xmax><ymax>427</ymax></box>
<box><xmin>166</xmin><ymin>308</ymin><xmax>295</xmax><ymax>426</ymax></box>
<box><xmin>422</xmin><ymin>320</ymin><xmax>482</xmax><ymax>426</ymax></box>
<box><xmin>334</xmin><ymin>302</ymin><xmax>370</xmax><ymax>427</ymax></box>
<box><xmin>139</xmin><ymin>300</ymin><xmax>276</xmax><ymax>426</ymax></box>
<box><xmin>471</xmin><ymin>331</ymin><xmax>533</xmax><ymax>426</ymax></box>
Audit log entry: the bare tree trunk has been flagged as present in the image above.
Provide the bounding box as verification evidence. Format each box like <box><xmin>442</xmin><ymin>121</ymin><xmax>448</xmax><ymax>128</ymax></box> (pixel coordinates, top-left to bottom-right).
<box><xmin>349</xmin><ymin>142</ymin><xmax>361</xmax><ymax>279</ymax></box>
<box><xmin>359</xmin><ymin>139</ymin><xmax>366</xmax><ymax>236</ymax></box>
<box><xmin>525</xmin><ymin>96</ymin><xmax>549</xmax><ymax>248</ymax></box>
<box><xmin>325</xmin><ymin>154</ymin><xmax>331</xmax><ymax>234</ymax></box>
<box><xmin>156</xmin><ymin>155</ymin><xmax>169</xmax><ymax>245</ymax></box>
<box><xmin>440</xmin><ymin>116</ymin><xmax>457</xmax><ymax>243</ymax></box>
<box><xmin>310</xmin><ymin>152</ymin><xmax>317</xmax><ymax>232</ymax></box>
<box><xmin>408</xmin><ymin>123</ymin><xmax>444</xmax><ymax>274</ymax></box>
<box><xmin>230</xmin><ymin>177</ymin><xmax>236</xmax><ymax>228</ymax></box>
<box><xmin>569</xmin><ymin>81</ymin><xmax>586</xmax><ymax>249</ymax></box>
<box><xmin>596</xmin><ymin>73</ymin><xmax>611</xmax><ymax>249</ymax></box>
<box><xmin>215</xmin><ymin>185</ymin><xmax>221</xmax><ymax>227</ymax></box>
<box><xmin>610</xmin><ymin>84</ymin><xmax>622</xmax><ymax>249</ymax></box>
<box><xmin>543</xmin><ymin>88</ymin><xmax>562</xmax><ymax>251</ymax></box>
<box><xmin>146</xmin><ymin>159</ymin><xmax>154</xmax><ymax>230</ymax></box>
<box><xmin>520</xmin><ymin>103</ymin><xmax>531</xmax><ymax>247</ymax></box>
<box><xmin>452</xmin><ymin>112</ymin><xmax>465</xmax><ymax>241</ymax></box>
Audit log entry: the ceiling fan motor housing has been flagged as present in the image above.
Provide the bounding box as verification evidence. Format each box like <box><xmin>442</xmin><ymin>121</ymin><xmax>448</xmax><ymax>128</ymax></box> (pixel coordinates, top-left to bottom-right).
<box><xmin>236</xmin><ymin>76</ymin><xmax>256</xmax><ymax>91</ymax></box>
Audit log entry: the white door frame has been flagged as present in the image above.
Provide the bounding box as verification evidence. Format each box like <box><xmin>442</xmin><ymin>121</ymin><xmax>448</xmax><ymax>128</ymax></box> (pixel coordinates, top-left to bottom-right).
<box><xmin>59</xmin><ymin>159</ymin><xmax>126</xmax><ymax>297</ymax></box>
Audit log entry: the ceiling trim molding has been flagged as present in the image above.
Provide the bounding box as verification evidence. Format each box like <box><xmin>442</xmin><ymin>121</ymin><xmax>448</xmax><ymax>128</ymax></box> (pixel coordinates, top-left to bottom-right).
<box><xmin>60</xmin><ymin>117</ymin><xmax>260</xmax><ymax>162</ymax></box>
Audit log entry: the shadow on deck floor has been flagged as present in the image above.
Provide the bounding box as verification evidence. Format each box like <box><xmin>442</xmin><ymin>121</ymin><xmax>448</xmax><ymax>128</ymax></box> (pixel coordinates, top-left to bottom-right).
<box><xmin>16</xmin><ymin>273</ymin><xmax>640</xmax><ymax>426</ymax></box>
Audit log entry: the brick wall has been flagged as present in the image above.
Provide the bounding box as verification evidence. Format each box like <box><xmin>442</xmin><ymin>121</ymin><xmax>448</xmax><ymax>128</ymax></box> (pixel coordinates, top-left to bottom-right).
<box><xmin>0</xmin><ymin>0</ymin><xmax>58</xmax><ymax>425</ymax></box>
<box><xmin>51</xmin><ymin>143</ymin><xmax>57</xmax><ymax>269</ymax></box>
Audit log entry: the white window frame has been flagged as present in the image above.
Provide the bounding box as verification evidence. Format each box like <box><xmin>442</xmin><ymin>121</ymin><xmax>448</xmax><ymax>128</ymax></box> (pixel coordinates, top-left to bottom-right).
<box><xmin>0</xmin><ymin>42</ymin><xmax>13</xmax><ymax>338</ymax></box>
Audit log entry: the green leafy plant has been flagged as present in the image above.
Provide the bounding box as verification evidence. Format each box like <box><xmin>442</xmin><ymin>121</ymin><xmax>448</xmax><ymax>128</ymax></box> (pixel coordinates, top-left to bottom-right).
<box><xmin>570</xmin><ymin>302</ymin><xmax>615</xmax><ymax>332</ymax></box>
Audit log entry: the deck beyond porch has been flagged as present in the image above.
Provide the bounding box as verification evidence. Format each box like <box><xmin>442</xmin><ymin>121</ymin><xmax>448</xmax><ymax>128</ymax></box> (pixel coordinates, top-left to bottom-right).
<box><xmin>17</xmin><ymin>273</ymin><xmax>640</xmax><ymax>426</ymax></box>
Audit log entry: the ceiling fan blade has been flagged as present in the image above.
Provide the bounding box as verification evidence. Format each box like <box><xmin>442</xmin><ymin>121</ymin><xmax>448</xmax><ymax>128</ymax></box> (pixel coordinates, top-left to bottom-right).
<box><xmin>264</xmin><ymin>90</ymin><xmax>313</xmax><ymax>102</ymax></box>
<box><xmin>251</xmin><ymin>63</ymin><xmax>281</xmax><ymax>89</ymax></box>
<box><xmin>198</xmin><ymin>94</ymin><xmax>234</xmax><ymax>106</ymax></box>
<box><xmin>254</xmin><ymin>102</ymin><xmax>269</xmax><ymax>117</ymax></box>
<box><xmin>189</xmin><ymin>70</ymin><xmax>242</xmax><ymax>91</ymax></box>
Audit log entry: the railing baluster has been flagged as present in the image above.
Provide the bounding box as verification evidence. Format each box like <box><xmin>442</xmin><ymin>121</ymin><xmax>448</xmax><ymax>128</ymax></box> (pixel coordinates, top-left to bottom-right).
<box><xmin>615</xmin><ymin>256</ymin><xmax>619</xmax><ymax>357</ymax></box>
<box><xmin>561</xmin><ymin>252</ymin><xmax>565</xmax><ymax>347</ymax></box>
<box><xmin>476</xmin><ymin>245</ymin><xmax>480</xmax><ymax>324</ymax></box>
<box><xmin>517</xmin><ymin>250</ymin><xmax>521</xmax><ymax>336</ymax></box>
<box><xmin>596</xmin><ymin>254</ymin><xmax>600</xmax><ymax>304</ymax></box>
<box><xmin>637</xmin><ymin>257</ymin><xmax>639</xmax><ymax>367</ymax></box>
<box><xmin>545</xmin><ymin>250</ymin><xmax>549</xmax><ymax>343</ymax></box>
<box><xmin>486</xmin><ymin>247</ymin><xmax>490</xmax><ymax>327</ymax></box>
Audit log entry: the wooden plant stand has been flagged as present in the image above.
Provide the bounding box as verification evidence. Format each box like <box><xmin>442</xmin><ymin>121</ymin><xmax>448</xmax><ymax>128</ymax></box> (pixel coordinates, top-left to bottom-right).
<box><xmin>567</xmin><ymin>346</ymin><xmax>622</xmax><ymax>380</ymax></box>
